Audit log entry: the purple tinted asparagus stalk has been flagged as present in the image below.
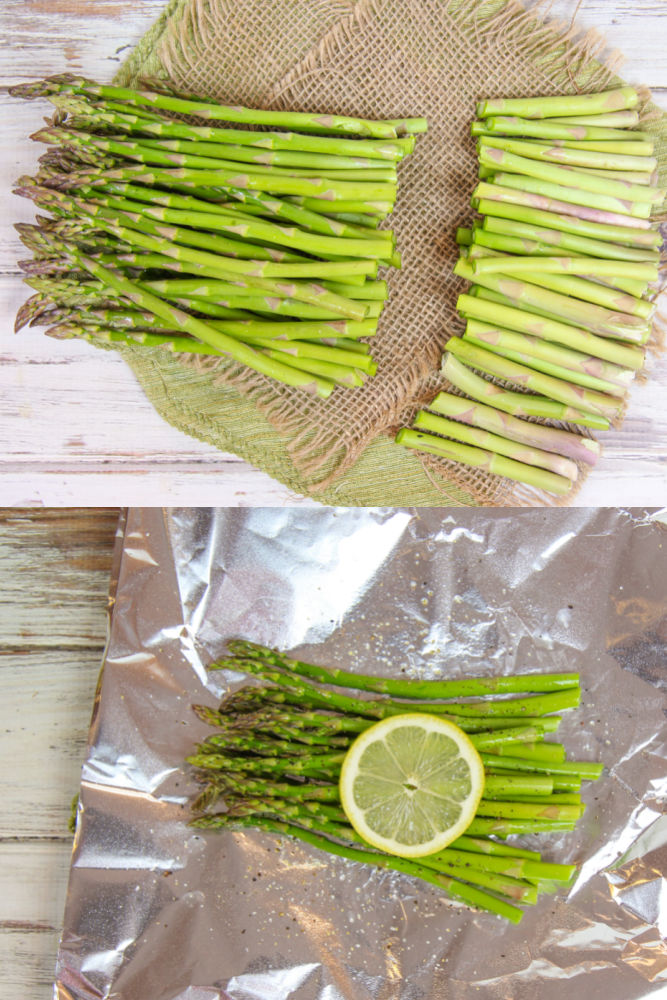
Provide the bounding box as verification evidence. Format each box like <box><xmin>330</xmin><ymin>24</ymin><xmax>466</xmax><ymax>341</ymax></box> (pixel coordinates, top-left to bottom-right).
<box><xmin>396</xmin><ymin>427</ymin><xmax>573</xmax><ymax>495</ymax></box>
<box><xmin>412</xmin><ymin>409</ymin><xmax>579</xmax><ymax>481</ymax></box>
<box><xmin>446</xmin><ymin>336</ymin><xmax>622</xmax><ymax>421</ymax></box>
<box><xmin>427</xmin><ymin>390</ymin><xmax>600</xmax><ymax>465</ymax></box>
<box><xmin>442</xmin><ymin>353</ymin><xmax>610</xmax><ymax>429</ymax></box>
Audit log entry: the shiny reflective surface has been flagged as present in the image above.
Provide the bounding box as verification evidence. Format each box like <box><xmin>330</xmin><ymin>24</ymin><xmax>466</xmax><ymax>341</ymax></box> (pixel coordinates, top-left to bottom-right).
<box><xmin>55</xmin><ymin>508</ymin><xmax>667</xmax><ymax>999</ymax></box>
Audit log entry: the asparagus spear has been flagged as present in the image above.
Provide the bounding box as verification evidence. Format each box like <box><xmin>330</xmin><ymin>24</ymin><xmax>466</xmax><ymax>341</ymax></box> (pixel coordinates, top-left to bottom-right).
<box><xmin>541</xmin><ymin>139</ymin><xmax>654</xmax><ymax>156</ymax></box>
<box><xmin>472</xmin><ymin>183</ymin><xmax>661</xmax><ymax>248</ymax></box>
<box><xmin>465</xmin><ymin>284</ymin><xmax>639</xmax><ymax>362</ymax></box>
<box><xmin>548</xmin><ymin>111</ymin><xmax>640</xmax><ymax>127</ymax></box>
<box><xmin>212</xmin><ymin>653</ymin><xmax>581</xmax><ymax>716</ymax></box>
<box><xmin>471</xmin><ymin>254</ymin><xmax>659</xmax><ymax>283</ymax></box>
<box><xmin>442</xmin><ymin>353</ymin><xmax>609</xmax><ymax>429</ymax></box>
<box><xmin>226</xmin><ymin>639</ymin><xmax>580</xmax><ymax>698</ymax></box>
<box><xmin>17</xmin><ymin>186</ymin><xmax>379</xmax><ymax>290</ymax></box>
<box><xmin>476</xmin><ymin>205</ymin><xmax>660</xmax><ymax>262</ymax></box>
<box><xmin>71</xmin><ymin>254</ymin><xmax>337</xmax><ymax>396</ymax></box>
<box><xmin>490</xmin><ymin>172</ymin><xmax>655</xmax><ymax>226</ymax></box>
<box><xmin>457</xmin><ymin>293</ymin><xmax>645</xmax><ymax>369</ymax></box>
<box><xmin>105</xmin><ymin>135</ymin><xmax>405</xmax><ymax>171</ymax></box>
<box><xmin>481</xmin><ymin>753</ymin><xmax>603</xmax><ymax>780</ymax></box>
<box><xmin>469</xmin><ymin>230</ymin><xmax>649</xmax><ymax>297</ymax></box>
<box><xmin>65</xmin><ymin>177</ymin><xmax>395</xmax><ymax>243</ymax></box>
<box><xmin>426</xmin><ymin>389</ymin><xmax>600</xmax><ymax>465</ymax></box>
<box><xmin>412</xmin><ymin>410</ymin><xmax>578</xmax><ymax>480</ymax></box>
<box><xmin>143</xmin><ymin>277</ymin><xmax>387</xmax><ymax>302</ymax></box>
<box><xmin>33</xmin><ymin>125</ymin><xmax>400</xmax><ymax>182</ymax></box>
<box><xmin>474</xmin><ymin>115</ymin><xmax>649</xmax><ymax>143</ymax></box>
<box><xmin>566</xmin><ymin>166</ymin><xmax>655</xmax><ymax>186</ymax></box>
<box><xmin>195</xmin><ymin>698</ymin><xmax>561</xmax><ymax>738</ymax></box>
<box><xmin>230</xmin><ymin>817</ymin><xmax>525</xmax><ymax>921</ymax></box>
<box><xmin>476</xmin><ymin>87</ymin><xmax>640</xmax><ymax>120</ymax></box>
<box><xmin>13</xmin><ymin>75</ymin><xmax>429</xmax><ymax>138</ymax></box>
<box><xmin>462</xmin><ymin>284</ymin><xmax>646</xmax><ymax>365</ymax></box>
<box><xmin>462</xmin><ymin>318</ymin><xmax>633</xmax><ymax>396</ymax></box>
<box><xmin>479</xmin><ymin>148</ymin><xmax>663</xmax><ymax>212</ymax></box>
<box><xmin>75</xmin><ymin>187</ymin><xmax>394</xmax><ymax>260</ymax></box>
<box><xmin>396</xmin><ymin>428</ymin><xmax>573</xmax><ymax>494</ymax></box>
<box><xmin>45</xmin><ymin>93</ymin><xmax>416</xmax><ymax>158</ymax></box>
<box><xmin>29</xmin><ymin>191</ymin><xmax>374</xmax><ymax>317</ymax></box>
<box><xmin>446</xmin><ymin>336</ymin><xmax>621</xmax><ymax>420</ymax></box>
<box><xmin>91</xmin><ymin>160</ymin><xmax>399</xmax><ymax>204</ymax></box>
<box><xmin>193</xmin><ymin>294</ymin><xmax>384</xmax><ymax>321</ymax></box>
<box><xmin>479</xmin><ymin>135</ymin><xmax>657</xmax><ymax>174</ymax></box>
<box><xmin>455</xmin><ymin>257</ymin><xmax>648</xmax><ymax>341</ymax></box>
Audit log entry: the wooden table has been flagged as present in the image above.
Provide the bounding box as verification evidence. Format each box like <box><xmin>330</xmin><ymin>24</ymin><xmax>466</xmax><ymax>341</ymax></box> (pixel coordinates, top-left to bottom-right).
<box><xmin>1</xmin><ymin>1</ymin><xmax>666</xmax><ymax>507</ymax></box>
<box><xmin>0</xmin><ymin>509</ymin><xmax>119</xmax><ymax>999</ymax></box>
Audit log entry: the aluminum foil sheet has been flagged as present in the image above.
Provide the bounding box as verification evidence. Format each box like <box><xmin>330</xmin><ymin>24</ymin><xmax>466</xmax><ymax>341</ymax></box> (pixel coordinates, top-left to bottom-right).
<box><xmin>55</xmin><ymin>507</ymin><xmax>667</xmax><ymax>1000</ymax></box>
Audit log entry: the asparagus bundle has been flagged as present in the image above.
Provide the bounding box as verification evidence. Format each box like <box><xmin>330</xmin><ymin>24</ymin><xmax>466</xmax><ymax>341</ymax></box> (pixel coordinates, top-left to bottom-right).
<box><xmin>189</xmin><ymin>639</ymin><xmax>602</xmax><ymax>923</ymax></box>
<box><xmin>397</xmin><ymin>87</ymin><xmax>664</xmax><ymax>496</ymax></box>
<box><xmin>10</xmin><ymin>75</ymin><xmax>427</xmax><ymax>398</ymax></box>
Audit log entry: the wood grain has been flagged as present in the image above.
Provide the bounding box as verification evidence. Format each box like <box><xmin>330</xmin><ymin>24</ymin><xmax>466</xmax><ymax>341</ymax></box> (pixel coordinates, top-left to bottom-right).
<box><xmin>1</xmin><ymin>0</ymin><xmax>666</xmax><ymax>505</ymax></box>
<box><xmin>0</xmin><ymin>842</ymin><xmax>75</xmax><ymax>997</ymax></box>
<box><xmin>0</xmin><ymin>509</ymin><xmax>119</xmax><ymax>648</ymax></box>
<box><xmin>0</xmin><ymin>510</ymin><xmax>118</xmax><ymax>999</ymax></box>
<box><xmin>0</xmin><ymin>843</ymin><xmax>73</xmax><ymax>997</ymax></box>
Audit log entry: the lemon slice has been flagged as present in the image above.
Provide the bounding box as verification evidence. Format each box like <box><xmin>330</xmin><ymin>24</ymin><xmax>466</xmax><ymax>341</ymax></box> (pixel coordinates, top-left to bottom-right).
<box><xmin>339</xmin><ymin>713</ymin><xmax>485</xmax><ymax>858</ymax></box>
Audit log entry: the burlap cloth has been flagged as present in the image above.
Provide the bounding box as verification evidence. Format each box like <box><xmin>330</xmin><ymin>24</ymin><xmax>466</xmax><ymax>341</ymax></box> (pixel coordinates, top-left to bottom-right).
<box><xmin>111</xmin><ymin>0</ymin><xmax>667</xmax><ymax>506</ymax></box>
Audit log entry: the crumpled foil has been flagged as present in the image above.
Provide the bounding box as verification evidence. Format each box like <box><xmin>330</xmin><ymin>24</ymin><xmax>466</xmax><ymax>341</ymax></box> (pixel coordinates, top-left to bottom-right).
<box><xmin>54</xmin><ymin>507</ymin><xmax>667</xmax><ymax>1000</ymax></box>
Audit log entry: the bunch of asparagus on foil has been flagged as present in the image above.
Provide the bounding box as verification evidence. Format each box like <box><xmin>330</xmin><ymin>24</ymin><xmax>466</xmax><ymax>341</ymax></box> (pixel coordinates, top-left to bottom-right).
<box><xmin>10</xmin><ymin>75</ymin><xmax>427</xmax><ymax>397</ymax></box>
<box><xmin>188</xmin><ymin>640</ymin><xmax>603</xmax><ymax>923</ymax></box>
<box><xmin>398</xmin><ymin>86</ymin><xmax>665</xmax><ymax>496</ymax></box>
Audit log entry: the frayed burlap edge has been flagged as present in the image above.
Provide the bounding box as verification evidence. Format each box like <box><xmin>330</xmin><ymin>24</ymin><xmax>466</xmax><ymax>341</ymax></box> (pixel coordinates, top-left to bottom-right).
<box><xmin>109</xmin><ymin>0</ymin><xmax>667</xmax><ymax>507</ymax></box>
<box><xmin>116</xmin><ymin>0</ymin><xmax>184</xmax><ymax>85</ymax></box>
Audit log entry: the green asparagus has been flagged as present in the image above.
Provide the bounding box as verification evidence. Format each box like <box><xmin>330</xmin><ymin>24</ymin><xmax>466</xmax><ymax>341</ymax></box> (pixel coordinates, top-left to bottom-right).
<box><xmin>189</xmin><ymin>642</ymin><xmax>602</xmax><ymax>923</ymax></box>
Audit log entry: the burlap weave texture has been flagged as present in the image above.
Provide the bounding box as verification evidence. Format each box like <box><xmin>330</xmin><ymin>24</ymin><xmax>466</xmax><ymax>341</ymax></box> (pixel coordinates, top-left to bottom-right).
<box><xmin>112</xmin><ymin>0</ymin><xmax>666</xmax><ymax>506</ymax></box>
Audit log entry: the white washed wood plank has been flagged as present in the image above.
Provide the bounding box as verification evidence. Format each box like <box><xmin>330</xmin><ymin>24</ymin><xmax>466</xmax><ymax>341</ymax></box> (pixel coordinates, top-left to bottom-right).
<box><xmin>1</xmin><ymin>274</ymin><xmax>327</xmax><ymax>504</ymax></box>
<box><xmin>546</xmin><ymin>0</ymin><xmax>667</xmax><ymax>94</ymax></box>
<box><xmin>0</xmin><ymin>648</ymin><xmax>101</xmax><ymax>838</ymax></box>
<box><xmin>0</xmin><ymin>334</ymin><xmax>658</xmax><ymax>461</ymax></box>
<box><xmin>1</xmin><ymin>362</ymin><xmax>665</xmax><ymax>503</ymax></box>
<box><xmin>574</xmin><ymin>467</ymin><xmax>667</xmax><ymax>503</ymax></box>
<box><xmin>0</xmin><ymin>934</ymin><xmax>60</xmax><ymax>1000</ymax></box>
<box><xmin>2</xmin><ymin>0</ymin><xmax>664</xmax><ymax>92</ymax></box>
<box><xmin>0</xmin><ymin>843</ymin><xmax>72</xmax><ymax>925</ymax></box>
<box><xmin>0</xmin><ymin>0</ymin><xmax>167</xmax><ymax>84</ymax></box>
<box><xmin>1</xmin><ymin>287</ymin><xmax>321</xmax><ymax>506</ymax></box>
<box><xmin>0</xmin><ymin>331</ymin><xmax>225</xmax><ymax>460</ymax></box>
<box><xmin>0</xmin><ymin>466</ymin><xmax>321</xmax><ymax>506</ymax></box>
<box><xmin>9</xmin><ymin>461</ymin><xmax>665</xmax><ymax>504</ymax></box>
<box><xmin>0</xmin><ymin>844</ymin><xmax>71</xmax><ymax>1000</ymax></box>
<box><xmin>2</xmin><ymin>367</ymin><xmax>666</xmax><ymax>501</ymax></box>
<box><xmin>0</xmin><ymin>577</ymin><xmax>111</xmax><ymax>650</ymax></box>
<box><xmin>0</xmin><ymin>509</ymin><xmax>118</xmax><ymax>649</ymax></box>
<box><xmin>0</xmin><ymin>508</ymin><xmax>116</xmax><ymax>1000</ymax></box>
